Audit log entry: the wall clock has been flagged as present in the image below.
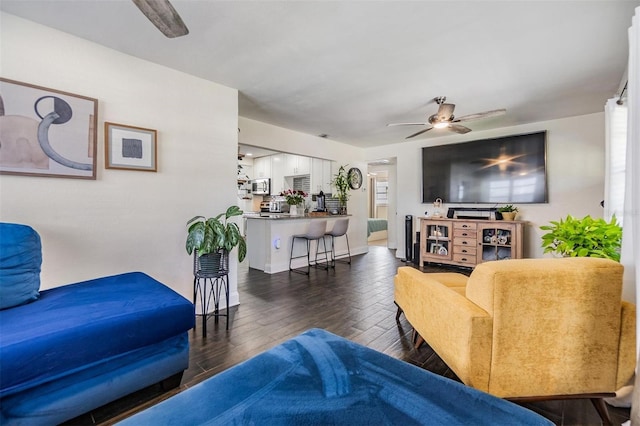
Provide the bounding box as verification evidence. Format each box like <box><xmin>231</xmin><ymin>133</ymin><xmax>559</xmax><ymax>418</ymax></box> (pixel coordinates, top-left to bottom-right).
<box><xmin>348</xmin><ymin>167</ymin><xmax>363</xmax><ymax>190</ymax></box>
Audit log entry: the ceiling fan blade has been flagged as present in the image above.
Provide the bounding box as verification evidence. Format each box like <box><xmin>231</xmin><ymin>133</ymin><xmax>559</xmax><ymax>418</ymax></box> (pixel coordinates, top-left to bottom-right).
<box><xmin>448</xmin><ymin>124</ymin><xmax>472</xmax><ymax>134</ymax></box>
<box><xmin>436</xmin><ymin>103</ymin><xmax>455</xmax><ymax>120</ymax></box>
<box><xmin>132</xmin><ymin>0</ymin><xmax>189</xmax><ymax>38</ymax></box>
<box><xmin>405</xmin><ymin>127</ymin><xmax>433</xmax><ymax>139</ymax></box>
<box><xmin>453</xmin><ymin>109</ymin><xmax>506</xmax><ymax>123</ymax></box>
<box><xmin>387</xmin><ymin>122</ymin><xmax>428</xmax><ymax>127</ymax></box>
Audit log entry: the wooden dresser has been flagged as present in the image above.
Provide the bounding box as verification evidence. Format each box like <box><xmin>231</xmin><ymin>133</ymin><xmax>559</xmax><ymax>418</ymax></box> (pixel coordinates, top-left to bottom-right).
<box><xmin>419</xmin><ymin>217</ymin><xmax>524</xmax><ymax>268</ymax></box>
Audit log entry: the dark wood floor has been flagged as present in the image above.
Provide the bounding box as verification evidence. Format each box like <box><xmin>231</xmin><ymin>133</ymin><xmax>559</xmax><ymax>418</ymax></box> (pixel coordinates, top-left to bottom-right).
<box><xmin>68</xmin><ymin>246</ymin><xmax>630</xmax><ymax>425</ymax></box>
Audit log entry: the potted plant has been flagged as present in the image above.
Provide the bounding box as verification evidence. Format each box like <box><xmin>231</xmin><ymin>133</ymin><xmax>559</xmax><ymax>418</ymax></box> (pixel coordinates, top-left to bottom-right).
<box><xmin>186</xmin><ymin>206</ymin><xmax>247</xmax><ymax>275</ymax></box>
<box><xmin>497</xmin><ymin>205</ymin><xmax>518</xmax><ymax>221</ymax></box>
<box><xmin>540</xmin><ymin>215</ymin><xmax>622</xmax><ymax>261</ymax></box>
<box><xmin>332</xmin><ymin>165</ymin><xmax>350</xmax><ymax>214</ymax></box>
<box><xmin>280</xmin><ymin>189</ymin><xmax>308</xmax><ymax>216</ymax></box>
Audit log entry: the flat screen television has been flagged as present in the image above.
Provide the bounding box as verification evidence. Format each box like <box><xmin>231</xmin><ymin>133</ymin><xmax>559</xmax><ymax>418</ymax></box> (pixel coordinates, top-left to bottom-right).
<box><xmin>422</xmin><ymin>131</ymin><xmax>547</xmax><ymax>204</ymax></box>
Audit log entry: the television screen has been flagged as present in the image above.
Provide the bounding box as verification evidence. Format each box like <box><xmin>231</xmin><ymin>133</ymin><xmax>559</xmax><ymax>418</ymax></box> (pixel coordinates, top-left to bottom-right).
<box><xmin>422</xmin><ymin>131</ymin><xmax>547</xmax><ymax>204</ymax></box>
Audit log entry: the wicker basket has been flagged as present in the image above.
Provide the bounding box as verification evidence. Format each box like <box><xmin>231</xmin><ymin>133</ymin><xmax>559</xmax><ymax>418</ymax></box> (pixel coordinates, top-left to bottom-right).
<box><xmin>194</xmin><ymin>250</ymin><xmax>229</xmax><ymax>278</ymax></box>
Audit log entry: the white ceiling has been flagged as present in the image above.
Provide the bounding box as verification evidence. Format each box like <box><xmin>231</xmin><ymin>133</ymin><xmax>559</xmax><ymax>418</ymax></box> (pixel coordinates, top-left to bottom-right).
<box><xmin>2</xmin><ymin>1</ymin><xmax>637</xmax><ymax>148</ymax></box>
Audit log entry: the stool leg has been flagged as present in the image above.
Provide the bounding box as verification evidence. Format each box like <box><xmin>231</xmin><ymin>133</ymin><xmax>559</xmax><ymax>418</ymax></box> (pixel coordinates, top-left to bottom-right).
<box><xmin>290</xmin><ymin>236</ymin><xmax>313</xmax><ymax>275</ymax></box>
<box><xmin>329</xmin><ymin>235</ymin><xmax>336</xmax><ymax>268</ymax></box>
<box><xmin>306</xmin><ymin>239</ymin><xmax>311</xmax><ymax>274</ymax></box>
<box><xmin>289</xmin><ymin>236</ymin><xmax>296</xmax><ymax>271</ymax></box>
<box><xmin>315</xmin><ymin>237</ymin><xmax>328</xmax><ymax>270</ymax></box>
<box><xmin>345</xmin><ymin>234</ymin><xmax>351</xmax><ymax>264</ymax></box>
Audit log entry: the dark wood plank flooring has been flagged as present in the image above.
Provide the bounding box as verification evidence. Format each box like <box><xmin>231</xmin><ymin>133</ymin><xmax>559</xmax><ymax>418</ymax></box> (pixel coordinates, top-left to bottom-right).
<box><xmin>68</xmin><ymin>246</ymin><xmax>630</xmax><ymax>425</ymax></box>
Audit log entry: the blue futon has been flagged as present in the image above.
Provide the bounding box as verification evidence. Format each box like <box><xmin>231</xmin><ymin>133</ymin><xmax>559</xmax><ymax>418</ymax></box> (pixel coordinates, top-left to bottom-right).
<box><xmin>0</xmin><ymin>223</ymin><xmax>195</xmax><ymax>425</ymax></box>
<box><xmin>120</xmin><ymin>328</ymin><xmax>553</xmax><ymax>425</ymax></box>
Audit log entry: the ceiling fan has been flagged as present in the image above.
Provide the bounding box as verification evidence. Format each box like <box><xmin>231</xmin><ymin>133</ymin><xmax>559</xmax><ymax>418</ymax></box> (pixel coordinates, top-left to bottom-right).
<box><xmin>387</xmin><ymin>96</ymin><xmax>506</xmax><ymax>139</ymax></box>
<box><xmin>132</xmin><ymin>0</ymin><xmax>189</xmax><ymax>38</ymax></box>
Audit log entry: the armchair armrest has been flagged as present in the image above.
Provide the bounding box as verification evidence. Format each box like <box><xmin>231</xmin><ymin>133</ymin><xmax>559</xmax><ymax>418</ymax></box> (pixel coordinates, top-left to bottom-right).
<box><xmin>394</xmin><ymin>267</ymin><xmax>493</xmax><ymax>391</ymax></box>
<box><xmin>617</xmin><ymin>301</ymin><xmax>637</xmax><ymax>389</ymax></box>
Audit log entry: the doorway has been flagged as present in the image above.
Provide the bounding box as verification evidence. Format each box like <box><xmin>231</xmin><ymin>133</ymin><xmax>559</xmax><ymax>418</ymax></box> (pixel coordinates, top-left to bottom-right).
<box><xmin>367</xmin><ymin>158</ymin><xmax>396</xmax><ymax>248</ymax></box>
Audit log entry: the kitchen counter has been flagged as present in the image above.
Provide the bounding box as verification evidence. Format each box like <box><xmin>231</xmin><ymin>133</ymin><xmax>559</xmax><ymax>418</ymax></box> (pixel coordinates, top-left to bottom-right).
<box><xmin>245</xmin><ymin>213</ymin><xmax>349</xmax><ymax>220</ymax></box>
<box><xmin>245</xmin><ymin>214</ymin><xmax>351</xmax><ymax>274</ymax></box>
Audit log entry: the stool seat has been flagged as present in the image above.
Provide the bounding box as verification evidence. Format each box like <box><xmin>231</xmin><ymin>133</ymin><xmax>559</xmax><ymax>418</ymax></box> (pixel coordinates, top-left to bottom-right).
<box><xmin>289</xmin><ymin>220</ymin><xmax>329</xmax><ymax>275</ymax></box>
<box><xmin>325</xmin><ymin>218</ymin><xmax>351</xmax><ymax>267</ymax></box>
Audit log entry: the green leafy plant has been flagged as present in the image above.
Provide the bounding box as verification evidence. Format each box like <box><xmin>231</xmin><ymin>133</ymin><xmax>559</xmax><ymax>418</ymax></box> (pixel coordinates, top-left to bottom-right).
<box><xmin>497</xmin><ymin>204</ymin><xmax>518</xmax><ymax>213</ymax></box>
<box><xmin>332</xmin><ymin>165</ymin><xmax>350</xmax><ymax>206</ymax></box>
<box><xmin>540</xmin><ymin>215</ymin><xmax>622</xmax><ymax>261</ymax></box>
<box><xmin>186</xmin><ymin>205</ymin><xmax>247</xmax><ymax>262</ymax></box>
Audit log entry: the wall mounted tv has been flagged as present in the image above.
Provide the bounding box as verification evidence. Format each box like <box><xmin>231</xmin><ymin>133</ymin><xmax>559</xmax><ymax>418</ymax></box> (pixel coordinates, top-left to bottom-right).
<box><xmin>422</xmin><ymin>131</ymin><xmax>547</xmax><ymax>204</ymax></box>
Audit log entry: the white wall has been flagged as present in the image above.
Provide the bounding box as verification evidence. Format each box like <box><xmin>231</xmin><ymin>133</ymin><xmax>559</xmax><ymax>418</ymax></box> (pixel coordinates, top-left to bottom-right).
<box><xmin>0</xmin><ymin>13</ymin><xmax>240</xmax><ymax>306</ymax></box>
<box><xmin>238</xmin><ymin>117</ymin><xmax>369</xmax><ymax>254</ymax></box>
<box><xmin>365</xmin><ymin>113</ymin><xmax>606</xmax><ymax>260</ymax></box>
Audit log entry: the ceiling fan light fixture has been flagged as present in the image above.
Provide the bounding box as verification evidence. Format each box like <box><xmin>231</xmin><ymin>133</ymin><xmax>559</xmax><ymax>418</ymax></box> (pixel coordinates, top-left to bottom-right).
<box><xmin>433</xmin><ymin>122</ymin><xmax>449</xmax><ymax>129</ymax></box>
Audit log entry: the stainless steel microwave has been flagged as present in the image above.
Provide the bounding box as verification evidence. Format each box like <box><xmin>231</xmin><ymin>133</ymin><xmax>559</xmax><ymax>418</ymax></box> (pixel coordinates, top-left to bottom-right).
<box><xmin>251</xmin><ymin>178</ymin><xmax>271</xmax><ymax>195</ymax></box>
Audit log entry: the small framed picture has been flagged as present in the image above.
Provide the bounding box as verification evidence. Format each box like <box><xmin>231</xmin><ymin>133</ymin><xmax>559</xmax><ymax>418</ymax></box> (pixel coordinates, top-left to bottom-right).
<box><xmin>105</xmin><ymin>122</ymin><xmax>157</xmax><ymax>172</ymax></box>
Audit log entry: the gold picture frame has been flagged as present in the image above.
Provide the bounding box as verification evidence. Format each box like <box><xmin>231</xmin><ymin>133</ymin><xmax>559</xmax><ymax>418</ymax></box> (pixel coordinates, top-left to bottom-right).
<box><xmin>105</xmin><ymin>122</ymin><xmax>157</xmax><ymax>172</ymax></box>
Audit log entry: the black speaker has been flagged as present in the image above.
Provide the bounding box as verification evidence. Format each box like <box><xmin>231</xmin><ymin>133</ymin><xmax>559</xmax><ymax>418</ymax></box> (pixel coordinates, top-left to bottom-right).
<box><xmin>413</xmin><ymin>231</ymin><xmax>421</xmax><ymax>266</ymax></box>
<box><xmin>404</xmin><ymin>215</ymin><xmax>413</xmax><ymax>262</ymax></box>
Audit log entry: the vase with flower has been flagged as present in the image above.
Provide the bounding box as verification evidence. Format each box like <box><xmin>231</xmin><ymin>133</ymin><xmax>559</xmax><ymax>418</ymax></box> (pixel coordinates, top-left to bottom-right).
<box><xmin>280</xmin><ymin>189</ymin><xmax>308</xmax><ymax>215</ymax></box>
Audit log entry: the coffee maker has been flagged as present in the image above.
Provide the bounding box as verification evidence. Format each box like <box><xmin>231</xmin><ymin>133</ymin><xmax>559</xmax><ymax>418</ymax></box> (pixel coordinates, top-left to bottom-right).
<box><xmin>315</xmin><ymin>191</ymin><xmax>326</xmax><ymax>212</ymax></box>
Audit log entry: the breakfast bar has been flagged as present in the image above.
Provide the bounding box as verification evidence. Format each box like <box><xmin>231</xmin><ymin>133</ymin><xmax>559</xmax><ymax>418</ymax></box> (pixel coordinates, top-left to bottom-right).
<box><xmin>245</xmin><ymin>214</ymin><xmax>350</xmax><ymax>274</ymax></box>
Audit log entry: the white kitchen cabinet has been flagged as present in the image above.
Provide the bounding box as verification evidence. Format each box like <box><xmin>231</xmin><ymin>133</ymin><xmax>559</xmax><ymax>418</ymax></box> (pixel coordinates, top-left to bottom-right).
<box><xmin>270</xmin><ymin>154</ymin><xmax>285</xmax><ymax>194</ymax></box>
<box><xmin>284</xmin><ymin>154</ymin><xmax>310</xmax><ymax>176</ymax></box>
<box><xmin>311</xmin><ymin>159</ymin><xmax>334</xmax><ymax>193</ymax></box>
<box><xmin>254</xmin><ymin>156</ymin><xmax>271</xmax><ymax>179</ymax></box>
<box><xmin>323</xmin><ymin>160</ymin><xmax>334</xmax><ymax>194</ymax></box>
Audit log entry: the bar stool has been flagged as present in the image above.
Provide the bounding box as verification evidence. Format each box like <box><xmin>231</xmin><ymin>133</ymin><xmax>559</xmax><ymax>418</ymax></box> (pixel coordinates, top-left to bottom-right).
<box><xmin>289</xmin><ymin>220</ymin><xmax>329</xmax><ymax>275</ymax></box>
<box><xmin>325</xmin><ymin>218</ymin><xmax>351</xmax><ymax>267</ymax></box>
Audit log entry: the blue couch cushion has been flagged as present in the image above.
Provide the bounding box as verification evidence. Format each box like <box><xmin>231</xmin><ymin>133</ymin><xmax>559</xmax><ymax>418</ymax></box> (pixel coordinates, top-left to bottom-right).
<box><xmin>0</xmin><ymin>272</ymin><xmax>194</xmax><ymax>396</ymax></box>
<box><xmin>120</xmin><ymin>328</ymin><xmax>553</xmax><ymax>426</ymax></box>
<box><xmin>0</xmin><ymin>223</ymin><xmax>42</xmax><ymax>310</ymax></box>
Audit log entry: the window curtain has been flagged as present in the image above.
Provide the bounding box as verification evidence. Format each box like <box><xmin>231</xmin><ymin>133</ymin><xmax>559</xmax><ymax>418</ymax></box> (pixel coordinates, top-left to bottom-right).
<box><xmin>604</xmin><ymin>99</ymin><xmax>627</xmax><ymax>224</ymax></box>
<box><xmin>626</xmin><ymin>6</ymin><xmax>639</xmax><ymax>426</ymax></box>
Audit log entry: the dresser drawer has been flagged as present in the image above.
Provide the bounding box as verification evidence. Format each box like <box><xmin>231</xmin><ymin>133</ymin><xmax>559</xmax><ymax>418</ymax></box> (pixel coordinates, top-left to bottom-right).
<box><xmin>453</xmin><ymin>229</ymin><xmax>476</xmax><ymax>239</ymax></box>
<box><xmin>453</xmin><ymin>253</ymin><xmax>476</xmax><ymax>265</ymax></box>
<box><xmin>453</xmin><ymin>245</ymin><xmax>477</xmax><ymax>256</ymax></box>
<box><xmin>454</xmin><ymin>237</ymin><xmax>476</xmax><ymax>247</ymax></box>
<box><xmin>454</xmin><ymin>222</ymin><xmax>477</xmax><ymax>231</ymax></box>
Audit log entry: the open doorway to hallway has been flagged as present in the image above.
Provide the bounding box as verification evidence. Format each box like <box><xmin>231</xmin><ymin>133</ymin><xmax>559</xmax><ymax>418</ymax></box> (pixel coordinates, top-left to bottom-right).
<box><xmin>367</xmin><ymin>158</ymin><xmax>396</xmax><ymax>248</ymax></box>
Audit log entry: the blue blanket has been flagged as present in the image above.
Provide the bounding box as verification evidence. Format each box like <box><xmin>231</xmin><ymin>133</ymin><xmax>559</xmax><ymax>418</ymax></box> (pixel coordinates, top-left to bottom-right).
<box><xmin>120</xmin><ymin>328</ymin><xmax>552</xmax><ymax>425</ymax></box>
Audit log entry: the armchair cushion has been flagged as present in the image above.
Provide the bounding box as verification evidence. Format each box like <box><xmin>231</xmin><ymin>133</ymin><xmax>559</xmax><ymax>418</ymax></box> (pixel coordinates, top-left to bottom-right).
<box><xmin>0</xmin><ymin>223</ymin><xmax>41</xmax><ymax>310</ymax></box>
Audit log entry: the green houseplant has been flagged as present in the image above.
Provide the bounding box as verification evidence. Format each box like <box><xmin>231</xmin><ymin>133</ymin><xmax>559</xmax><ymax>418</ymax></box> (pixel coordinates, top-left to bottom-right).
<box><xmin>540</xmin><ymin>215</ymin><xmax>622</xmax><ymax>261</ymax></box>
<box><xmin>497</xmin><ymin>205</ymin><xmax>518</xmax><ymax>220</ymax></box>
<box><xmin>332</xmin><ymin>165</ymin><xmax>350</xmax><ymax>214</ymax></box>
<box><xmin>186</xmin><ymin>205</ymin><xmax>247</xmax><ymax>263</ymax></box>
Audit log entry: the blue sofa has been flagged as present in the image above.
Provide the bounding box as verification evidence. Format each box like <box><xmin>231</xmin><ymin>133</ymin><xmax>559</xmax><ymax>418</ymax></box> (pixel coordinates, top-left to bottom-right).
<box><xmin>0</xmin><ymin>223</ymin><xmax>195</xmax><ymax>425</ymax></box>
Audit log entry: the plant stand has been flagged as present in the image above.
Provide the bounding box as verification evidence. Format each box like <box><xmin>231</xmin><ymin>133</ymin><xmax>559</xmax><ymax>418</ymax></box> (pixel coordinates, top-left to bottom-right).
<box><xmin>193</xmin><ymin>251</ymin><xmax>230</xmax><ymax>336</ymax></box>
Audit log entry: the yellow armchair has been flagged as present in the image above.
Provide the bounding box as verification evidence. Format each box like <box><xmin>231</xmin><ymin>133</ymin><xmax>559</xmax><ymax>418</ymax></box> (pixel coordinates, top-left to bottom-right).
<box><xmin>394</xmin><ymin>257</ymin><xmax>636</xmax><ymax>425</ymax></box>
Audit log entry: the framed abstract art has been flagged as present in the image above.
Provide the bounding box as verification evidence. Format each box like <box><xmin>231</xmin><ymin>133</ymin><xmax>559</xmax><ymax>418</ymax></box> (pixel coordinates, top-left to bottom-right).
<box><xmin>0</xmin><ymin>78</ymin><xmax>98</xmax><ymax>179</ymax></box>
